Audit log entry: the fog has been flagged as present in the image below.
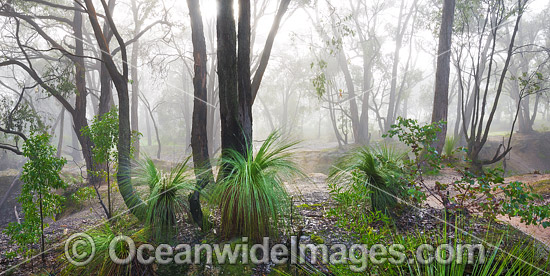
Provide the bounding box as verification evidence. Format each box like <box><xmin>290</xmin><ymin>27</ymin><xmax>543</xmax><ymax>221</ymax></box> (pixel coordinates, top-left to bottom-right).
<box><xmin>1</xmin><ymin>0</ymin><xmax>549</xmax><ymax>165</ymax></box>
<box><xmin>2</xmin><ymin>1</ymin><xmax>550</xmax><ymax>274</ymax></box>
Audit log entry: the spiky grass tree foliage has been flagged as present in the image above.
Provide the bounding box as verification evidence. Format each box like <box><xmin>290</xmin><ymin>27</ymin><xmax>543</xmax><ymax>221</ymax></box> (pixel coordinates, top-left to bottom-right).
<box><xmin>330</xmin><ymin>145</ymin><xmax>406</xmax><ymax>212</ymax></box>
<box><xmin>443</xmin><ymin>136</ymin><xmax>458</xmax><ymax>159</ymax></box>
<box><xmin>135</xmin><ymin>157</ymin><xmax>194</xmax><ymax>242</ymax></box>
<box><xmin>213</xmin><ymin>132</ymin><xmax>303</xmax><ymax>241</ymax></box>
<box><xmin>59</xmin><ymin>225</ymin><xmax>153</xmax><ymax>276</ymax></box>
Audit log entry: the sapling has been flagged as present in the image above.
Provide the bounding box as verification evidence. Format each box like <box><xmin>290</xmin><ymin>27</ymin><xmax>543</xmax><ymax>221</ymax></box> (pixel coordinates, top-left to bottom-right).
<box><xmin>3</xmin><ymin>132</ymin><xmax>67</xmax><ymax>266</ymax></box>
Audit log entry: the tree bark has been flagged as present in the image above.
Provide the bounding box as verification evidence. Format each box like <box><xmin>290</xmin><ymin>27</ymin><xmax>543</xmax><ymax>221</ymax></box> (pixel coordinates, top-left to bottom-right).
<box><xmin>238</xmin><ymin>0</ymin><xmax>253</xmax><ymax>150</ymax></box>
<box><xmin>431</xmin><ymin>0</ymin><xmax>456</xmax><ymax>154</ymax></box>
<box><xmin>56</xmin><ymin>108</ymin><xmax>65</xmax><ymax>158</ymax></box>
<box><xmin>130</xmin><ymin>0</ymin><xmax>142</xmax><ymax>158</ymax></box>
<box><xmin>186</xmin><ymin>0</ymin><xmax>215</xmax><ymax>227</ymax></box>
<box><xmin>217</xmin><ymin>0</ymin><xmax>245</xmax><ymax>159</ymax></box>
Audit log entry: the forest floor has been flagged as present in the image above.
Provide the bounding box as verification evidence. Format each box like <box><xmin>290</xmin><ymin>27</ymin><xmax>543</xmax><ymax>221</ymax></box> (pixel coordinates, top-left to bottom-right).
<box><xmin>0</xmin><ymin>170</ymin><xmax>549</xmax><ymax>275</ymax></box>
<box><xmin>1</xmin><ymin>135</ymin><xmax>550</xmax><ymax>274</ymax></box>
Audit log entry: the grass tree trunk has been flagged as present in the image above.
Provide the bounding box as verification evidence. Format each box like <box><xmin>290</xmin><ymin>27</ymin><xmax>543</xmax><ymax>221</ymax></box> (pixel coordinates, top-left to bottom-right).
<box><xmin>431</xmin><ymin>0</ymin><xmax>456</xmax><ymax>154</ymax></box>
<box><xmin>187</xmin><ymin>0</ymin><xmax>215</xmax><ymax>228</ymax></box>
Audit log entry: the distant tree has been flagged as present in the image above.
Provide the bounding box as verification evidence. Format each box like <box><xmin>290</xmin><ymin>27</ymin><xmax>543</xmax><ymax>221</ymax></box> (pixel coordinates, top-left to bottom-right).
<box><xmin>431</xmin><ymin>0</ymin><xmax>456</xmax><ymax>154</ymax></box>
<box><xmin>455</xmin><ymin>0</ymin><xmax>529</xmax><ymax>173</ymax></box>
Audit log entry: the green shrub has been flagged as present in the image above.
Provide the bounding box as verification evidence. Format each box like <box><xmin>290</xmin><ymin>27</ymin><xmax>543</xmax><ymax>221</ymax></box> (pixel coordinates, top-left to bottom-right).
<box><xmin>3</xmin><ymin>132</ymin><xmax>66</xmax><ymax>257</ymax></box>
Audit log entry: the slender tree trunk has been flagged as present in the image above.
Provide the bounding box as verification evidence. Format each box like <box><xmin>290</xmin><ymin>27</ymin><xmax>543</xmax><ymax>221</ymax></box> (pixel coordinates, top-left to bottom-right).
<box><xmin>98</xmin><ymin>0</ymin><xmax>115</xmax><ymax>116</ymax></box>
<box><xmin>39</xmin><ymin>188</ymin><xmax>45</xmax><ymax>267</ymax></box>
<box><xmin>130</xmin><ymin>39</ymin><xmax>140</xmax><ymax>158</ymax></box>
<box><xmin>238</xmin><ymin>0</ymin><xmax>253</xmax><ymax>150</ymax></box>
<box><xmin>145</xmin><ymin>108</ymin><xmax>152</xmax><ymax>146</ymax></box>
<box><xmin>385</xmin><ymin>1</ymin><xmax>405</xmax><ymax>133</ymax></box>
<box><xmin>431</xmin><ymin>0</ymin><xmax>456</xmax><ymax>154</ymax></box>
<box><xmin>338</xmin><ymin>51</ymin><xmax>360</xmax><ymax>143</ymax></box>
<box><xmin>56</xmin><ymin>108</ymin><xmax>65</xmax><ymax>158</ymax></box>
<box><xmin>130</xmin><ymin>0</ymin><xmax>141</xmax><ymax>159</ymax></box>
<box><xmin>250</xmin><ymin>0</ymin><xmax>291</xmax><ymax>104</ymax></box>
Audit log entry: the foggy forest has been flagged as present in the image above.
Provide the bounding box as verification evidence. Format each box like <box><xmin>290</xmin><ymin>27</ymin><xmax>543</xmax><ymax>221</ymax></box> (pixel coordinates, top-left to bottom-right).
<box><xmin>1</xmin><ymin>0</ymin><xmax>550</xmax><ymax>275</ymax></box>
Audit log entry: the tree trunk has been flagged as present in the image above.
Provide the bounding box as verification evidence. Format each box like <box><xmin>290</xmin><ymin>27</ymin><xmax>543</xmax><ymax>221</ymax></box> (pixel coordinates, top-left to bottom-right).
<box><xmin>338</xmin><ymin>51</ymin><xmax>360</xmax><ymax>143</ymax></box>
<box><xmin>98</xmin><ymin>0</ymin><xmax>115</xmax><ymax>117</ymax></box>
<box><xmin>250</xmin><ymin>0</ymin><xmax>291</xmax><ymax>104</ymax></box>
<box><xmin>72</xmin><ymin>4</ymin><xmax>101</xmax><ymax>187</ymax></box>
<box><xmin>56</xmin><ymin>108</ymin><xmax>65</xmax><ymax>158</ymax></box>
<box><xmin>130</xmin><ymin>39</ymin><xmax>140</xmax><ymax>158</ymax></box>
<box><xmin>187</xmin><ymin>0</ymin><xmax>215</xmax><ymax>227</ymax></box>
<box><xmin>217</xmin><ymin>0</ymin><xmax>244</xmax><ymax>159</ymax></box>
<box><xmin>238</xmin><ymin>0</ymin><xmax>253</xmax><ymax>150</ymax></box>
<box><xmin>83</xmin><ymin>0</ymin><xmax>146</xmax><ymax>220</ymax></box>
<box><xmin>130</xmin><ymin>0</ymin><xmax>141</xmax><ymax>158</ymax></box>
<box><xmin>431</xmin><ymin>0</ymin><xmax>456</xmax><ymax>154</ymax></box>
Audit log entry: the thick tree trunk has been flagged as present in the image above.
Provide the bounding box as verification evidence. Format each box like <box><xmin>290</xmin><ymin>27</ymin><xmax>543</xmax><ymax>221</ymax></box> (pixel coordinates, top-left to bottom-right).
<box><xmin>431</xmin><ymin>0</ymin><xmax>456</xmax><ymax>154</ymax></box>
<box><xmin>187</xmin><ymin>0</ymin><xmax>215</xmax><ymax>227</ymax></box>
<box><xmin>72</xmin><ymin>5</ymin><xmax>101</xmax><ymax>186</ymax></box>
<box><xmin>217</xmin><ymin>0</ymin><xmax>244</xmax><ymax>158</ymax></box>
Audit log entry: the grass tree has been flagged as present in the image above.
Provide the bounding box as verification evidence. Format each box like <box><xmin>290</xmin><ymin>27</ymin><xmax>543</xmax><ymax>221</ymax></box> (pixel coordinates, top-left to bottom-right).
<box><xmin>3</xmin><ymin>132</ymin><xmax>66</xmax><ymax>266</ymax></box>
<box><xmin>135</xmin><ymin>157</ymin><xmax>195</xmax><ymax>242</ymax></box>
<box><xmin>213</xmin><ymin>132</ymin><xmax>303</xmax><ymax>241</ymax></box>
<box><xmin>330</xmin><ymin>145</ymin><xmax>407</xmax><ymax>212</ymax></box>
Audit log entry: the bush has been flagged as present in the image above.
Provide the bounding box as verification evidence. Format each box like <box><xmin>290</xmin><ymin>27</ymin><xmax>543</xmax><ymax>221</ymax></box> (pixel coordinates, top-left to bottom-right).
<box><xmin>384</xmin><ymin>117</ymin><xmax>550</xmax><ymax>227</ymax></box>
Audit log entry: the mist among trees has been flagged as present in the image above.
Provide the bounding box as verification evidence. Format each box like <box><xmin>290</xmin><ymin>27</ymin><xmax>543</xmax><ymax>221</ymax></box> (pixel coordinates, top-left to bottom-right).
<box><xmin>1</xmin><ymin>0</ymin><xmax>550</xmax><ymax>275</ymax></box>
